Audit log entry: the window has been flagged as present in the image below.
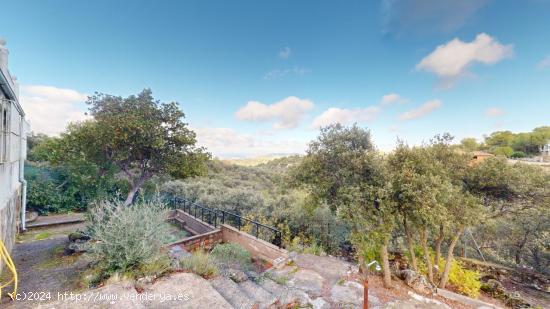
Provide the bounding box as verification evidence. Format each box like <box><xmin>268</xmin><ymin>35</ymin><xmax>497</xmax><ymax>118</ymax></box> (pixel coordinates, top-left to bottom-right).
<box><xmin>0</xmin><ymin>99</ymin><xmax>10</xmax><ymax>163</ymax></box>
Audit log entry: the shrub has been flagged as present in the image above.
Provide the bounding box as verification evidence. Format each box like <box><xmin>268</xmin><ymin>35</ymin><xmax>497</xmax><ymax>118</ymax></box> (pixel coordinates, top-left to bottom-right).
<box><xmin>511</xmin><ymin>151</ymin><xmax>526</xmax><ymax>158</ymax></box>
<box><xmin>86</xmin><ymin>200</ymin><xmax>172</xmax><ymax>275</ymax></box>
<box><xmin>438</xmin><ymin>259</ymin><xmax>481</xmax><ymax>298</ymax></box>
<box><xmin>211</xmin><ymin>243</ymin><xmax>252</xmax><ymax>269</ymax></box>
<box><xmin>180</xmin><ymin>250</ymin><xmax>219</xmax><ymax>278</ymax></box>
<box><xmin>287</xmin><ymin>236</ymin><xmax>326</xmax><ymax>256</ymax></box>
<box><xmin>493</xmin><ymin>146</ymin><xmax>514</xmax><ymax>157</ymax></box>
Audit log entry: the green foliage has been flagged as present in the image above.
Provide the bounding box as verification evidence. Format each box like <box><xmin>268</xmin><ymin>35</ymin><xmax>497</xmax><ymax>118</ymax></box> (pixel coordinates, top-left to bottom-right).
<box><xmin>459</xmin><ymin>126</ymin><xmax>550</xmax><ymax>156</ymax></box>
<box><xmin>86</xmin><ymin>200</ymin><xmax>172</xmax><ymax>275</ymax></box>
<box><xmin>34</xmin><ymin>232</ymin><xmax>51</xmax><ymax>240</ymax></box>
<box><xmin>290</xmin><ymin>123</ymin><xmax>376</xmax><ymax>211</ymax></box>
<box><xmin>510</xmin><ymin>151</ymin><xmax>526</xmax><ymax>158</ymax></box>
<box><xmin>483</xmin><ymin>126</ymin><xmax>550</xmax><ymax>156</ymax></box>
<box><xmin>211</xmin><ymin>243</ymin><xmax>252</xmax><ymax>269</ymax></box>
<box><xmin>460</xmin><ymin>138</ymin><xmax>479</xmax><ymax>152</ymax></box>
<box><xmin>287</xmin><ymin>237</ymin><xmax>326</xmax><ymax>256</ymax></box>
<box><xmin>180</xmin><ymin>250</ymin><xmax>219</xmax><ymax>278</ymax></box>
<box><xmin>442</xmin><ymin>259</ymin><xmax>481</xmax><ymax>298</ymax></box>
<box><xmin>37</xmin><ymin>89</ymin><xmax>210</xmax><ymax>207</ymax></box>
<box><xmin>493</xmin><ymin>146</ymin><xmax>514</xmax><ymax>157</ymax></box>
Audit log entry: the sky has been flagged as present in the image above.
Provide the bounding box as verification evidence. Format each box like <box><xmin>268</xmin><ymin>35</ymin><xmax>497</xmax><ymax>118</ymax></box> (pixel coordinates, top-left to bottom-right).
<box><xmin>1</xmin><ymin>0</ymin><xmax>549</xmax><ymax>158</ymax></box>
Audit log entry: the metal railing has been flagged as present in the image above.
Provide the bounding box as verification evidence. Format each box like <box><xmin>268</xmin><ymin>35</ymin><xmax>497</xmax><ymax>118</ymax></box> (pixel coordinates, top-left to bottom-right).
<box><xmin>165</xmin><ymin>195</ymin><xmax>283</xmax><ymax>248</ymax></box>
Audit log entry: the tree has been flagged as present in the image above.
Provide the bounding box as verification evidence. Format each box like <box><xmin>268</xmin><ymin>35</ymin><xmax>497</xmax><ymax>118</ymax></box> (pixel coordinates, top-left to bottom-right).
<box><xmin>290</xmin><ymin>123</ymin><xmax>375</xmax><ymax>211</ymax></box>
<box><xmin>460</xmin><ymin>138</ymin><xmax>479</xmax><ymax>152</ymax></box>
<box><xmin>291</xmin><ymin>124</ymin><xmax>394</xmax><ymax>287</ymax></box>
<box><xmin>53</xmin><ymin>89</ymin><xmax>210</xmax><ymax>206</ymax></box>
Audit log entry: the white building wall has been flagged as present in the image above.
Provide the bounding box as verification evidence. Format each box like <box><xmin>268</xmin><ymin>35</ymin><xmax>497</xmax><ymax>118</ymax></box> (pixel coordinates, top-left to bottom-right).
<box><xmin>0</xmin><ymin>38</ymin><xmax>27</xmax><ymax>271</ymax></box>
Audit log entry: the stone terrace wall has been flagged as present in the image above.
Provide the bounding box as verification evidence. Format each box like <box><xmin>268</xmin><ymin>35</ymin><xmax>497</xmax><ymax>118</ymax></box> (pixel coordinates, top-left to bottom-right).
<box><xmin>170</xmin><ymin>209</ymin><xmax>216</xmax><ymax>235</ymax></box>
<box><xmin>169</xmin><ymin>229</ymin><xmax>223</xmax><ymax>252</ymax></box>
<box><xmin>220</xmin><ymin>224</ymin><xmax>288</xmax><ymax>266</ymax></box>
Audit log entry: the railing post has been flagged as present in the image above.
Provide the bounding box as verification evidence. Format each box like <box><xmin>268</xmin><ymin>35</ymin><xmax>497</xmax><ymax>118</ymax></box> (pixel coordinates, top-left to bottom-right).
<box><xmin>222</xmin><ymin>211</ymin><xmax>225</xmax><ymax>225</ymax></box>
<box><xmin>254</xmin><ymin>224</ymin><xmax>259</xmax><ymax>238</ymax></box>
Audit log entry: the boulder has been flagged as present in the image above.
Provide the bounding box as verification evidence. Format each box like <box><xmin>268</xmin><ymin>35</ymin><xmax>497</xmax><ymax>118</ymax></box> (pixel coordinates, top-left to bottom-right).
<box><xmin>68</xmin><ymin>231</ymin><xmax>90</xmax><ymax>242</ymax></box>
<box><xmin>228</xmin><ymin>269</ymin><xmax>248</xmax><ymax>283</ymax></box>
<box><xmin>396</xmin><ymin>269</ymin><xmax>434</xmax><ymax>294</ymax></box>
<box><xmin>481</xmin><ymin>278</ymin><xmax>505</xmax><ymax>296</ymax></box>
<box><xmin>167</xmin><ymin>245</ymin><xmax>191</xmax><ymax>269</ymax></box>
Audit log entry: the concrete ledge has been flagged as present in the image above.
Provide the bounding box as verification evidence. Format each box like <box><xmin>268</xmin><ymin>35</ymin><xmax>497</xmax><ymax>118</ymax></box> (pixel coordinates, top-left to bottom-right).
<box><xmin>168</xmin><ymin>229</ymin><xmax>223</xmax><ymax>252</ymax></box>
<box><xmin>25</xmin><ymin>213</ymin><xmax>85</xmax><ymax>229</ymax></box>
<box><xmin>436</xmin><ymin>288</ymin><xmax>503</xmax><ymax>309</ymax></box>
<box><xmin>220</xmin><ymin>224</ymin><xmax>288</xmax><ymax>267</ymax></box>
<box><xmin>172</xmin><ymin>209</ymin><xmax>216</xmax><ymax>235</ymax></box>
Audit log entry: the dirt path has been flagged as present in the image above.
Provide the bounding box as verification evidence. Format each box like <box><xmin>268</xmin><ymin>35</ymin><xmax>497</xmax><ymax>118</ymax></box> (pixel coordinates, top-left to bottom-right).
<box><xmin>1</xmin><ymin>223</ymin><xmax>88</xmax><ymax>308</ymax></box>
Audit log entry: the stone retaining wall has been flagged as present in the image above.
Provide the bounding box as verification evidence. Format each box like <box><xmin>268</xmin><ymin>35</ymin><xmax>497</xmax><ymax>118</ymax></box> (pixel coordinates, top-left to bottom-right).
<box><xmin>0</xmin><ymin>189</ymin><xmax>20</xmax><ymax>271</ymax></box>
<box><xmin>171</xmin><ymin>209</ymin><xmax>216</xmax><ymax>235</ymax></box>
<box><xmin>169</xmin><ymin>229</ymin><xmax>223</xmax><ymax>252</ymax></box>
<box><xmin>220</xmin><ymin>224</ymin><xmax>288</xmax><ymax>266</ymax></box>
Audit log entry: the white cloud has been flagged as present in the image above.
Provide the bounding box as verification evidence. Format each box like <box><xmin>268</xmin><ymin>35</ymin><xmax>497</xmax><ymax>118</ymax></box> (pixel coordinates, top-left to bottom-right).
<box><xmin>278</xmin><ymin>47</ymin><xmax>291</xmax><ymax>59</ymax></box>
<box><xmin>381</xmin><ymin>93</ymin><xmax>408</xmax><ymax>105</ymax></box>
<box><xmin>19</xmin><ymin>85</ymin><xmax>89</xmax><ymax>135</ymax></box>
<box><xmin>537</xmin><ymin>54</ymin><xmax>550</xmax><ymax>69</ymax></box>
<box><xmin>416</xmin><ymin>33</ymin><xmax>513</xmax><ymax>88</ymax></box>
<box><xmin>312</xmin><ymin>106</ymin><xmax>380</xmax><ymax>128</ymax></box>
<box><xmin>399</xmin><ymin>99</ymin><xmax>442</xmax><ymax>121</ymax></box>
<box><xmin>192</xmin><ymin>127</ymin><xmax>305</xmax><ymax>159</ymax></box>
<box><xmin>485</xmin><ymin>107</ymin><xmax>505</xmax><ymax>117</ymax></box>
<box><xmin>235</xmin><ymin>96</ymin><xmax>314</xmax><ymax>129</ymax></box>
<box><xmin>264</xmin><ymin>67</ymin><xmax>310</xmax><ymax>80</ymax></box>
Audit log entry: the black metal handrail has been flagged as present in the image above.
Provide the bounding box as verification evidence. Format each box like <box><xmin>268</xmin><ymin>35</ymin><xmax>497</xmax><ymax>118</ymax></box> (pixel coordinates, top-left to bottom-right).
<box><xmin>166</xmin><ymin>195</ymin><xmax>283</xmax><ymax>248</ymax></box>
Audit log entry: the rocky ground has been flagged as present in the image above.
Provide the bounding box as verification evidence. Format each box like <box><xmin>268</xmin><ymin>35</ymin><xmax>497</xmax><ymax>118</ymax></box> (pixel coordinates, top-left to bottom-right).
<box><xmin>3</xmin><ymin>222</ymin><xmax>538</xmax><ymax>309</ymax></box>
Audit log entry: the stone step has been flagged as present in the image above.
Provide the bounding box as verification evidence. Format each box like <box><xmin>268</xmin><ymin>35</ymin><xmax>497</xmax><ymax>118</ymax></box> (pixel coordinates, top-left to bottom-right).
<box><xmin>258</xmin><ymin>276</ymin><xmax>308</xmax><ymax>306</ymax></box>
<box><xmin>210</xmin><ymin>277</ymin><xmax>256</xmax><ymax>309</ymax></box>
<box><xmin>238</xmin><ymin>280</ymin><xmax>277</xmax><ymax>308</ymax></box>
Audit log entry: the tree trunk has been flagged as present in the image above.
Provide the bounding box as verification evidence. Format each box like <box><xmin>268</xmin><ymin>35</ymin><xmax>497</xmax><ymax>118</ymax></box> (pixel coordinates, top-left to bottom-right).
<box><xmin>124</xmin><ymin>185</ymin><xmax>140</xmax><ymax>207</ymax></box>
<box><xmin>380</xmin><ymin>236</ymin><xmax>392</xmax><ymax>288</ymax></box>
<box><xmin>123</xmin><ymin>174</ymin><xmax>150</xmax><ymax>207</ymax></box>
<box><xmin>434</xmin><ymin>224</ymin><xmax>444</xmax><ymax>276</ymax></box>
<box><xmin>404</xmin><ymin>216</ymin><xmax>418</xmax><ymax>271</ymax></box>
<box><xmin>420</xmin><ymin>228</ymin><xmax>434</xmax><ymax>284</ymax></box>
<box><xmin>515</xmin><ymin>249</ymin><xmax>522</xmax><ymax>265</ymax></box>
<box><xmin>439</xmin><ymin>226</ymin><xmax>464</xmax><ymax>289</ymax></box>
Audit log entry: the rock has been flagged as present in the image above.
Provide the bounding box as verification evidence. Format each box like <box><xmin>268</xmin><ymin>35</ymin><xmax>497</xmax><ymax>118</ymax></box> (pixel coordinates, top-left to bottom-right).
<box><xmin>505</xmin><ymin>291</ymin><xmax>531</xmax><ymax>309</ymax></box>
<box><xmin>245</xmin><ymin>270</ymin><xmax>260</xmax><ymax>281</ymax></box>
<box><xmin>330</xmin><ymin>280</ymin><xmax>364</xmax><ymax>307</ymax></box>
<box><xmin>168</xmin><ymin>245</ymin><xmax>191</xmax><ymax>260</ymax></box>
<box><xmin>228</xmin><ymin>269</ymin><xmax>248</xmax><ymax>283</ymax></box>
<box><xmin>289</xmin><ymin>251</ymin><xmax>298</xmax><ymax>262</ymax></box>
<box><xmin>68</xmin><ymin>231</ymin><xmax>90</xmax><ymax>242</ymax></box>
<box><xmin>396</xmin><ymin>269</ymin><xmax>434</xmax><ymax>293</ymax></box>
<box><xmin>308</xmin><ymin>297</ymin><xmax>330</xmax><ymax>309</ymax></box>
<box><xmin>287</xmin><ymin>269</ymin><xmax>325</xmax><ymax>296</ymax></box>
<box><xmin>481</xmin><ymin>279</ymin><xmax>505</xmax><ymax>296</ymax></box>
<box><xmin>397</xmin><ymin>269</ymin><xmax>417</xmax><ymax>285</ymax></box>
<box><xmin>65</xmin><ymin>240</ymin><xmax>87</xmax><ymax>254</ymax></box>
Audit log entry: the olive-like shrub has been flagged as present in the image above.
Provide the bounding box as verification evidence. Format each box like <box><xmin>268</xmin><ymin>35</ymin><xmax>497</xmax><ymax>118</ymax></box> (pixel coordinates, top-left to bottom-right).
<box><xmin>87</xmin><ymin>200</ymin><xmax>172</xmax><ymax>274</ymax></box>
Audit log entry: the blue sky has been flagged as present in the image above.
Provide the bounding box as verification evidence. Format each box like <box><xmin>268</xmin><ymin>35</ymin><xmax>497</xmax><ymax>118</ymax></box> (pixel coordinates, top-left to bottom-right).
<box><xmin>1</xmin><ymin>0</ymin><xmax>549</xmax><ymax>158</ymax></box>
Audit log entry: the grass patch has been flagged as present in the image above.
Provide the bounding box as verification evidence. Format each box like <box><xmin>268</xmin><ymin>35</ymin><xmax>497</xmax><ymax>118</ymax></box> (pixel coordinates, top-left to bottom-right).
<box><xmin>264</xmin><ymin>271</ymin><xmax>289</xmax><ymax>285</ymax></box>
<box><xmin>34</xmin><ymin>232</ymin><xmax>52</xmax><ymax>240</ymax></box>
<box><xmin>211</xmin><ymin>243</ymin><xmax>252</xmax><ymax>269</ymax></box>
<box><xmin>180</xmin><ymin>250</ymin><xmax>219</xmax><ymax>278</ymax></box>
